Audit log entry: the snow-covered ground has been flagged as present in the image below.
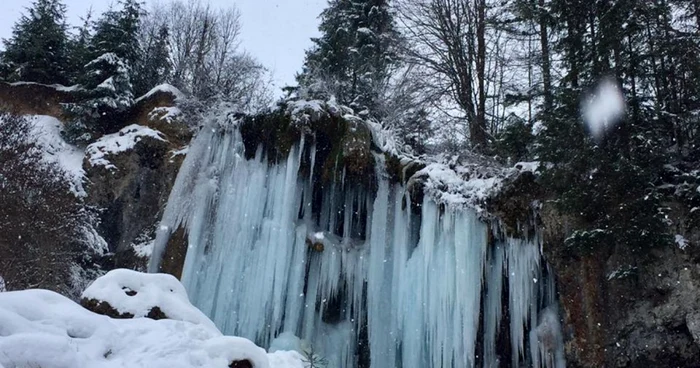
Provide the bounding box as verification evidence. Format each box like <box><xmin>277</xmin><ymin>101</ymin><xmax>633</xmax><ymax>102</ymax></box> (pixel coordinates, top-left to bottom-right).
<box><xmin>0</xmin><ymin>270</ymin><xmax>305</xmax><ymax>368</ymax></box>
<box><xmin>30</xmin><ymin>115</ymin><xmax>87</xmax><ymax>196</ymax></box>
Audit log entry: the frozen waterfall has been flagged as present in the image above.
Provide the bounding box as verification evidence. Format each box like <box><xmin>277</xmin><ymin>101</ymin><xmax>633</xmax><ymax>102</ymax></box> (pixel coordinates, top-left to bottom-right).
<box><xmin>150</xmin><ymin>121</ymin><xmax>565</xmax><ymax>368</ymax></box>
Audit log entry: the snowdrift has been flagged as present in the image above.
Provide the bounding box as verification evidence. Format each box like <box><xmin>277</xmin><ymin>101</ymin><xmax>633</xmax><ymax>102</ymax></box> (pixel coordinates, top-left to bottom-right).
<box><xmin>0</xmin><ymin>270</ymin><xmax>304</xmax><ymax>368</ymax></box>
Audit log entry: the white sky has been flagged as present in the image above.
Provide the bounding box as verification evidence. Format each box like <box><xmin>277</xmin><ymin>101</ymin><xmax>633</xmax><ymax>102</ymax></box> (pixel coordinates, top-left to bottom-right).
<box><xmin>0</xmin><ymin>0</ymin><xmax>327</xmax><ymax>92</ymax></box>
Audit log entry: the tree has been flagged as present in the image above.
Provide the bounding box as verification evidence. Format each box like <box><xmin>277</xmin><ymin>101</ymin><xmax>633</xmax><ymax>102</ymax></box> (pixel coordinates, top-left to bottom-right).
<box><xmin>133</xmin><ymin>24</ymin><xmax>172</xmax><ymax>96</ymax></box>
<box><xmin>0</xmin><ymin>113</ymin><xmax>98</xmax><ymax>294</ymax></box>
<box><xmin>66</xmin><ymin>8</ymin><xmax>95</xmax><ymax>84</ymax></box>
<box><xmin>90</xmin><ymin>0</ymin><xmax>144</xmax><ymax>66</ymax></box>
<box><xmin>532</xmin><ymin>0</ymin><xmax>688</xmax><ymax>252</ymax></box>
<box><xmin>143</xmin><ymin>1</ymin><xmax>272</xmax><ymax>110</ymax></box>
<box><xmin>0</xmin><ymin>0</ymin><xmax>70</xmax><ymax>84</ymax></box>
<box><xmin>396</xmin><ymin>0</ymin><xmax>491</xmax><ymax>150</ymax></box>
<box><xmin>62</xmin><ymin>53</ymin><xmax>134</xmax><ymax>144</ymax></box>
<box><xmin>298</xmin><ymin>0</ymin><xmax>401</xmax><ymax>117</ymax></box>
<box><xmin>62</xmin><ymin>0</ymin><xmax>144</xmax><ymax>144</ymax></box>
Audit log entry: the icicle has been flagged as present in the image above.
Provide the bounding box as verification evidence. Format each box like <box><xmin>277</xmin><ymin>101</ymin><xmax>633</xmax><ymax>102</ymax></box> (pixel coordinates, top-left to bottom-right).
<box><xmin>367</xmin><ymin>155</ymin><xmax>397</xmax><ymax>368</ymax></box>
<box><xmin>507</xmin><ymin>238</ymin><xmax>542</xmax><ymax>366</ymax></box>
<box><xmin>483</xmin><ymin>243</ymin><xmax>506</xmax><ymax>367</ymax></box>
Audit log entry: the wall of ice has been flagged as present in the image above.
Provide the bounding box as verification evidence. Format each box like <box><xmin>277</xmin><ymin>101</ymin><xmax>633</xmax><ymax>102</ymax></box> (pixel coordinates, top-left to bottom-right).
<box><xmin>150</xmin><ymin>121</ymin><xmax>565</xmax><ymax>368</ymax></box>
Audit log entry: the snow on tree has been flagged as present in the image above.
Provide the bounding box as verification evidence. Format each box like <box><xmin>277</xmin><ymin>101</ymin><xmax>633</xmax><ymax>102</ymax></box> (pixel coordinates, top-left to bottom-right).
<box><xmin>62</xmin><ymin>53</ymin><xmax>134</xmax><ymax>144</ymax></box>
<box><xmin>0</xmin><ymin>0</ymin><xmax>70</xmax><ymax>85</ymax></box>
<box><xmin>62</xmin><ymin>0</ymin><xmax>143</xmax><ymax>144</ymax></box>
<box><xmin>298</xmin><ymin>0</ymin><xmax>401</xmax><ymax>117</ymax></box>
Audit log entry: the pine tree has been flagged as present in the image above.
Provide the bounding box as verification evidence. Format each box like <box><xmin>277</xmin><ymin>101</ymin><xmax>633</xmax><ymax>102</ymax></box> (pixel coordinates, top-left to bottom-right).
<box><xmin>66</xmin><ymin>9</ymin><xmax>94</xmax><ymax>84</ymax></box>
<box><xmin>90</xmin><ymin>0</ymin><xmax>143</xmax><ymax>66</ymax></box>
<box><xmin>298</xmin><ymin>0</ymin><xmax>400</xmax><ymax>116</ymax></box>
<box><xmin>533</xmin><ymin>0</ymin><xmax>677</xmax><ymax>252</ymax></box>
<box><xmin>62</xmin><ymin>53</ymin><xmax>134</xmax><ymax>144</ymax></box>
<box><xmin>133</xmin><ymin>25</ymin><xmax>172</xmax><ymax>97</ymax></box>
<box><xmin>62</xmin><ymin>0</ymin><xmax>143</xmax><ymax>144</ymax></box>
<box><xmin>0</xmin><ymin>0</ymin><xmax>69</xmax><ymax>84</ymax></box>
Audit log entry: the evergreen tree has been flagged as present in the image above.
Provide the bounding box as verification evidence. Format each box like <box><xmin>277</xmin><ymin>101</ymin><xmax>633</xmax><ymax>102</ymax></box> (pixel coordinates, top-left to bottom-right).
<box><xmin>133</xmin><ymin>25</ymin><xmax>172</xmax><ymax>97</ymax></box>
<box><xmin>66</xmin><ymin>9</ymin><xmax>94</xmax><ymax>84</ymax></box>
<box><xmin>62</xmin><ymin>53</ymin><xmax>134</xmax><ymax>144</ymax></box>
<box><xmin>62</xmin><ymin>0</ymin><xmax>143</xmax><ymax>144</ymax></box>
<box><xmin>298</xmin><ymin>0</ymin><xmax>400</xmax><ymax>116</ymax></box>
<box><xmin>533</xmin><ymin>0</ymin><xmax>681</xmax><ymax>252</ymax></box>
<box><xmin>90</xmin><ymin>0</ymin><xmax>143</xmax><ymax>66</ymax></box>
<box><xmin>0</xmin><ymin>0</ymin><xmax>69</xmax><ymax>84</ymax></box>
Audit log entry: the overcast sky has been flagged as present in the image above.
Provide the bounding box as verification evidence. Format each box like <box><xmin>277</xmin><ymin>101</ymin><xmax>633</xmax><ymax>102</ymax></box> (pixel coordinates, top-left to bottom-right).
<box><xmin>0</xmin><ymin>0</ymin><xmax>327</xmax><ymax>92</ymax></box>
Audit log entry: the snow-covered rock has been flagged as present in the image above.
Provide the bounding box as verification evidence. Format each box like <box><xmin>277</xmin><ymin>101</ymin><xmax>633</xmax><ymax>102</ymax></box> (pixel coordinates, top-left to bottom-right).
<box><xmin>86</xmin><ymin>124</ymin><xmax>166</xmax><ymax>170</ymax></box>
<box><xmin>149</xmin><ymin>106</ymin><xmax>183</xmax><ymax>123</ymax></box>
<box><xmin>135</xmin><ymin>84</ymin><xmax>185</xmax><ymax>104</ymax></box>
<box><xmin>0</xmin><ymin>280</ymin><xmax>303</xmax><ymax>368</ymax></box>
<box><xmin>81</xmin><ymin>269</ymin><xmax>217</xmax><ymax>332</ymax></box>
<box><xmin>410</xmin><ymin>162</ymin><xmax>504</xmax><ymax>213</ymax></box>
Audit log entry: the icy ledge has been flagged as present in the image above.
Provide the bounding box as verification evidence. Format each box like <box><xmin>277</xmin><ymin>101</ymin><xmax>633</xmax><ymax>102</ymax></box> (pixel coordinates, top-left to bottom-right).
<box><xmin>0</xmin><ymin>270</ymin><xmax>304</xmax><ymax>368</ymax></box>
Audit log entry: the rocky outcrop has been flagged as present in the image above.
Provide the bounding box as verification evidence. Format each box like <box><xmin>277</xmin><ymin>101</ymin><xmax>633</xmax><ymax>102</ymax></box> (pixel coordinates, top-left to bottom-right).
<box><xmin>84</xmin><ymin>129</ymin><xmax>186</xmax><ymax>268</ymax></box>
<box><xmin>0</xmin><ymin>81</ymin><xmax>79</xmax><ymax>118</ymax></box>
<box><xmin>493</xmin><ymin>172</ymin><xmax>700</xmax><ymax>368</ymax></box>
<box><xmin>81</xmin><ymin>86</ymin><xmax>191</xmax><ymax>270</ymax></box>
<box><xmin>0</xmin><ymin>81</ymin><xmax>193</xmax><ymax>272</ymax></box>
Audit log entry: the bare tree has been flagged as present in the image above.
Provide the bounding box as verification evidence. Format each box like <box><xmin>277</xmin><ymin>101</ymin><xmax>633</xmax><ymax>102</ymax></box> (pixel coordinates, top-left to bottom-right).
<box><xmin>0</xmin><ymin>114</ymin><xmax>98</xmax><ymax>295</ymax></box>
<box><xmin>396</xmin><ymin>0</ymin><xmax>490</xmax><ymax>150</ymax></box>
<box><xmin>141</xmin><ymin>0</ymin><xmax>272</xmax><ymax>111</ymax></box>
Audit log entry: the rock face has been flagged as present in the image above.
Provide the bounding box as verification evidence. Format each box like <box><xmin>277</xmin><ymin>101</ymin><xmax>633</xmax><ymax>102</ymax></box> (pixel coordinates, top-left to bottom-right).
<box><xmin>0</xmin><ymin>81</ymin><xmax>78</xmax><ymax>118</ymax></box>
<box><xmin>84</xmin><ymin>128</ymin><xmax>186</xmax><ymax>268</ymax></box>
<box><xmin>81</xmin><ymin>87</ymin><xmax>191</xmax><ymax>270</ymax></box>
<box><xmin>549</xmin><ymin>232</ymin><xmax>700</xmax><ymax>368</ymax></box>
<box><xmin>493</xmin><ymin>172</ymin><xmax>700</xmax><ymax>368</ymax></box>
<box><xmin>0</xmin><ymin>82</ymin><xmax>192</xmax><ymax>272</ymax></box>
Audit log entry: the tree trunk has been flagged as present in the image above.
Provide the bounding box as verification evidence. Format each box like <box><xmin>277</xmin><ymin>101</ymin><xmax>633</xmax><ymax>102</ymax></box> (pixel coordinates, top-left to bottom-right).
<box><xmin>474</xmin><ymin>0</ymin><xmax>488</xmax><ymax>150</ymax></box>
<box><xmin>539</xmin><ymin>0</ymin><xmax>553</xmax><ymax>111</ymax></box>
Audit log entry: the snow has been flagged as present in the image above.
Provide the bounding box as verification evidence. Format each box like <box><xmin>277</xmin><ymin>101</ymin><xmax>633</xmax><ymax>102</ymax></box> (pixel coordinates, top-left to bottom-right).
<box><xmin>135</xmin><ymin>83</ymin><xmax>185</xmax><ymax>103</ymax></box>
<box><xmin>133</xmin><ymin>240</ymin><xmax>154</xmax><ymax>258</ymax></box>
<box><xmin>286</xmin><ymin>99</ymin><xmax>327</xmax><ymax>124</ymax></box>
<box><xmin>357</xmin><ymin>27</ymin><xmax>374</xmax><ymax>35</ymax></box>
<box><xmin>0</xmin><ymin>276</ymin><xmax>5</xmax><ymax>292</ymax></box>
<box><xmin>515</xmin><ymin>161</ymin><xmax>540</xmax><ymax>173</ymax></box>
<box><xmin>9</xmin><ymin>81</ymin><xmax>82</xmax><ymax>92</ymax></box>
<box><xmin>86</xmin><ymin>124</ymin><xmax>166</xmax><ymax>169</ymax></box>
<box><xmin>82</xmin><ymin>269</ymin><xmax>218</xmax><ymax>333</ymax></box>
<box><xmin>269</xmin><ymin>332</ymin><xmax>305</xmax><ymax>354</ymax></box>
<box><xmin>30</xmin><ymin>115</ymin><xmax>86</xmax><ymax>196</ymax></box>
<box><xmin>150</xmin><ymin>106</ymin><xmax>183</xmax><ymax>123</ymax></box>
<box><xmin>171</xmin><ymin>146</ymin><xmax>190</xmax><ymax>158</ymax></box>
<box><xmin>267</xmin><ymin>351</ymin><xmax>305</xmax><ymax>368</ymax></box>
<box><xmin>582</xmin><ymin>79</ymin><xmax>626</xmax><ymax>139</ymax></box>
<box><xmin>675</xmin><ymin>234</ymin><xmax>689</xmax><ymax>250</ymax></box>
<box><xmin>607</xmin><ymin>265</ymin><xmax>637</xmax><ymax>280</ymax></box>
<box><xmin>0</xmin><ymin>288</ymin><xmax>303</xmax><ymax>368</ymax></box>
<box><xmin>412</xmin><ymin>163</ymin><xmax>502</xmax><ymax>212</ymax></box>
<box><xmin>96</xmin><ymin>76</ymin><xmax>116</xmax><ymax>92</ymax></box>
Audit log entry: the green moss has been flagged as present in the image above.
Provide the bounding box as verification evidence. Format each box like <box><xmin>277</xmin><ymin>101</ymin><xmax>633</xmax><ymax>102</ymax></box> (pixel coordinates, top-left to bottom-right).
<box><xmin>238</xmin><ymin>110</ymin><xmax>301</xmax><ymax>163</ymax></box>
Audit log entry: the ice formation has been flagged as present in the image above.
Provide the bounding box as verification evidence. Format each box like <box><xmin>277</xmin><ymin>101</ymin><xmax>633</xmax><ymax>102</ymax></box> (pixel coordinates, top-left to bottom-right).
<box><xmin>150</xmin><ymin>116</ymin><xmax>565</xmax><ymax>367</ymax></box>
